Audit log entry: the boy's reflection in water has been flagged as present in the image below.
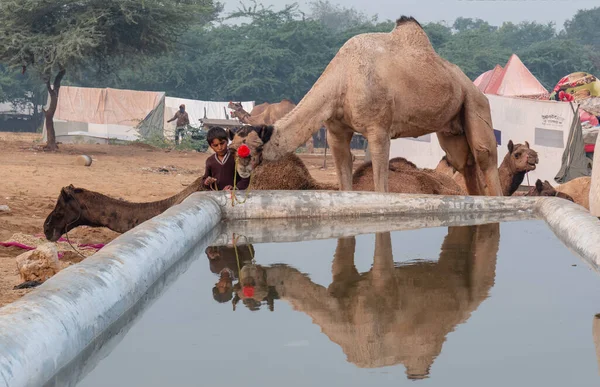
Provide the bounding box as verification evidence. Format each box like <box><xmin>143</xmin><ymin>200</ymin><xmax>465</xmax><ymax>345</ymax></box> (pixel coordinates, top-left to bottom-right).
<box><xmin>206</xmin><ymin>244</ymin><xmax>255</xmax><ymax>303</ymax></box>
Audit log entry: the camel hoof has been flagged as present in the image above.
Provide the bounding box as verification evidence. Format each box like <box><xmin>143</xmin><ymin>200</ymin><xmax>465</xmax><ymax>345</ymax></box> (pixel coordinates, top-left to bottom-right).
<box><xmin>76</xmin><ymin>155</ymin><xmax>92</xmax><ymax>167</ymax></box>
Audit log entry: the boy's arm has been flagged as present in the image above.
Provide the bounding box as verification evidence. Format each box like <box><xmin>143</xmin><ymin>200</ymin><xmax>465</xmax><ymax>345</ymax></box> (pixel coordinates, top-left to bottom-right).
<box><xmin>202</xmin><ymin>159</ymin><xmax>213</xmax><ymax>186</ymax></box>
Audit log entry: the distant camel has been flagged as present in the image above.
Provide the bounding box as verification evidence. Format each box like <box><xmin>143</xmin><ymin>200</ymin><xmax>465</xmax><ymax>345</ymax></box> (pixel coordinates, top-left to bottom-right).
<box><xmin>516</xmin><ymin>179</ymin><xmax>575</xmax><ymax>202</ymax></box>
<box><xmin>232</xmin><ymin>224</ymin><xmax>500</xmax><ymax>379</ymax></box>
<box><xmin>235</xmin><ymin>16</ymin><xmax>503</xmax><ymax>195</ymax></box>
<box><xmin>228</xmin><ymin>99</ymin><xmax>314</xmax><ymax>153</ymax></box>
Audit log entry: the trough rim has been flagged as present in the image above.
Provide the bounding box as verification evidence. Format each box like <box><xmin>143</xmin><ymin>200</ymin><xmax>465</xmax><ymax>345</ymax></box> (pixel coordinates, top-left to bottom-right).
<box><xmin>0</xmin><ymin>190</ymin><xmax>599</xmax><ymax>387</ymax></box>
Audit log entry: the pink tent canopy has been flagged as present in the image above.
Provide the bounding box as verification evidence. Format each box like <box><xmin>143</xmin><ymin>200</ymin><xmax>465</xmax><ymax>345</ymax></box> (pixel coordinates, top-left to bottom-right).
<box><xmin>474</xmin><ymin>54</ymin><xmax>549</xmax><ymax>99</ymax></box>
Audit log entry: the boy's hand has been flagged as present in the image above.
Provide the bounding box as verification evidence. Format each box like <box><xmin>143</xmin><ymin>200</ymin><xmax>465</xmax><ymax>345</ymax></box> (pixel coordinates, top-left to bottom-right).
<box><xmin>223</xmin><ymin>185</ymin><xmax>233</xmax><ymax>191</ymax></box>
<box><xmin>204</xmin><ymin>177</ymin><xmax>217</xmax><ymax>186</ymax></box>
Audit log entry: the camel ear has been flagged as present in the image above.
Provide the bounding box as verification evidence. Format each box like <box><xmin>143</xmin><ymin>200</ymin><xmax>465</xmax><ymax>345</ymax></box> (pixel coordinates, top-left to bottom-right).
<box><xmin>257</xmin><ymin>125</ymin><xmax>274</xmax><ymax>144</ymax></box>
<box><xmin>536</xmin><ymin>179</ymin><xmax>543</xmax><ymax>191</ymax></box>
<box><xmin>507</xmin><ymin>140</ymin><xmax>514</xmax><ymax>154</ymax></box>
<box><xmin>525</xmin><ymin>141</ymin><xmax>530</xmax><ymax>148</ymax></box>
<box><xmin>228</xmin><ymin>128</ymin><xmax>236</xmax><ymax>141</ymax></box>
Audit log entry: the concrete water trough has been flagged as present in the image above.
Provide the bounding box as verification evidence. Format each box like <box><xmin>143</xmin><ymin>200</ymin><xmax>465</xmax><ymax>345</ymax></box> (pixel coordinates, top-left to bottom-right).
<box><xmin>1</xmin><ymin>191</ymin><xmax>600</xmax><ymax>386</ymax></box>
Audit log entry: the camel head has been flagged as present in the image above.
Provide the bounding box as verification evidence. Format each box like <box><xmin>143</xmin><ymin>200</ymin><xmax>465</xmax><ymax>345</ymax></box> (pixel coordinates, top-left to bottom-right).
<box><xmin>525</xmin><ymin>179</ymin><xmax>574</xmax><ymax>202</ymax></box>
<box><xmin>506</xmin><ymin>140</ymin><xmax>539</xmax><ymax>173</ymax></box>
<box><xmin>228</xmin><ymin>125</ymin><xmax>274</xmax><ymax>178</ymax></box>
<box><xmin>232</xmin><ymin>264</ymin><xmax>278</xmax><ymax>312</ymax></box>
<box><xmin>44</xmin><ymin>185</ymin><xmax>87</xmax><ymax>242</ymax></box>
<box><xmin>227</xmin><ymin>101</ymin><xmax>247</xmax><ymax>121</ymax></box>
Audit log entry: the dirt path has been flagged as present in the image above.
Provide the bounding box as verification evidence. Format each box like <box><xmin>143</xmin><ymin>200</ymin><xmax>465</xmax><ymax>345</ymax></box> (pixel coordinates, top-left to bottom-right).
<box><xmin>0</xmin><ymin>132</ymin><xmax>362</xmax><ymax>307</ymax></box>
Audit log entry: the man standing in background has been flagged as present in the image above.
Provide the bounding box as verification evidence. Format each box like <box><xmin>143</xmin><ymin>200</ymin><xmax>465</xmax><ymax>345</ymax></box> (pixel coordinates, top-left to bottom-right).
<box><xmin>167</xmin><ymin>104</ymin><xmax>190</xmax><ymax>145</ymax></box>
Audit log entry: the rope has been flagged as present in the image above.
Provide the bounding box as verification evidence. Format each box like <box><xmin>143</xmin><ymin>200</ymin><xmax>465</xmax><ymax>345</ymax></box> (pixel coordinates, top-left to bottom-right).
<box><xmin>63</xmin><ymin>196</ymin><xmax>88</xmax><ymax>259</ymax></box>
<box><xmin>230</xmin><ymin>157</ymin><xmax>254</xmax><ymax>206</ymax></box>
<box><xmin>207</xmin><ymin>156</ymin><xmax>254</xmax><ymax>206</ymax></box>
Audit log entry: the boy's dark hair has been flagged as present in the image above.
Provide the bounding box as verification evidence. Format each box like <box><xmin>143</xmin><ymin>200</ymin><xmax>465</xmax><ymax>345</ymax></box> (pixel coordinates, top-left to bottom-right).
<box><xmin>213</xmin><ymin>285</ymin><xmax>233</xmax><ymax>303</ymax></box>
<box><xmin>207</xmin><ymin>126</ymin><xmax>228</xmax><ymax>144</ymax></box>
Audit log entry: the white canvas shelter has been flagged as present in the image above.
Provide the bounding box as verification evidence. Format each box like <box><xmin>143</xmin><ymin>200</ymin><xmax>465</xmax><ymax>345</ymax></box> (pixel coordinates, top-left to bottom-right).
<box><xmin>163</xmin><ymin>97</ymin><xmax>253</xmax><ymax>138</ymax></box>
<box><xmin>42</xmin><ymin>86</ymin><xmax>165</xmax><ymax>144</ymax></box>
<box><xmin>389</xmin><ymin>95</ymin><xmax>585</xmax><ymax>185</ymax></box>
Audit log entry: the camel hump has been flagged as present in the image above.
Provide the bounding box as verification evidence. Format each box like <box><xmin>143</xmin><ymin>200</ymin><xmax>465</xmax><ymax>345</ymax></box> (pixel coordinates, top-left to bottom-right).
<box><xmin>395</xmin><ymin>16</ymin><xmax>422</xmax><ymax>29</ymax></box>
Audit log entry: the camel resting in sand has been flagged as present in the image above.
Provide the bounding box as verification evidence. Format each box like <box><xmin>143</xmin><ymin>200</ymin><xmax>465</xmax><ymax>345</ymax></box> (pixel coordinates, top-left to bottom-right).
<box><xmin>236</xmin><ymin>16</ymin><xmax>503</xmax><ymax>195</ymax></box>
<box><xmin>447</xmin><ymin>140</ymin><xmax>538</xmax><ymax>196</ymax></box>
<box><xmin>229</xmin><ymin>126</ymin><xmax>464</xmax><ymax>194</ymax></box>
<box><xmin>43</xmin><ymin>176</ymin><xmax>208</xmax><ymax>242</ymax></box>
<box><xmin>231</xmin><ymin>224</ymin><xmax>500</xmax><ymax>379</ymax></box>
<box><xmin>515</xmin><ymin>179</ymin><xmax>575</xmax><ymax>202</ymax></box>
<box><xmin>352</xmin><ymin>157</ymin><xmax>465</xmax><ymax>195</ymax></box>
<box><xmin>555</xmin><ymin>176</ymin><xmax>590</xmax><ymax>210</ymax></box>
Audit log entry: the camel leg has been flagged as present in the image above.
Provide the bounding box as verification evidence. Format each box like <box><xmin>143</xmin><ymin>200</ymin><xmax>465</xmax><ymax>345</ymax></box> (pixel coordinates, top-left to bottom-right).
<box><xmin>325</xmin><ymin>120</ymin><xmax>354</xmax><ymax>191</ymax></box>
<box><xmin>371</xmin><ymin>232</ymin><xmax>395</xmax><ymax>292</ymax></box>
<box><xmin>463</xmin><ymin>99</ymin><xmax>503</xmax><ymax>196</ymax></box>
<box><xmin>328</xmin><ymin>237</ymin><xmax>360</xmax><ymax>297</ymax></box>
<box><xmin>366</xmin><ymin>128</ymin><xmax>390</xmax><ymax>192</ymax></box>
<box><xmin>437</xmin><ymin>132</ymin><xmax>482</xmax><ymax>195</ymax></box>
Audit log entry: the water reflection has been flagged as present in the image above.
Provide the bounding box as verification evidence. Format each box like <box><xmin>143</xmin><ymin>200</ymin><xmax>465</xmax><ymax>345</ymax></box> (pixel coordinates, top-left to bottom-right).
<box><xmin>206</xmin><ymin>245</ymin><xmax>255</xmax><ymax>303</ymax></box>
<box><xmin>216</xmin><ymin>223</ymin><xmax>500</xmax><ymax>379</ymax></box>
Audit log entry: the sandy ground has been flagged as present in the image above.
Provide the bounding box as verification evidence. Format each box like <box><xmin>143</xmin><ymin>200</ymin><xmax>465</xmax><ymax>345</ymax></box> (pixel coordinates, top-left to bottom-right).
<box><xmin>0</xmin><ymin>132</ymin><xmax>362</xmax><ymax>307</ymax></box>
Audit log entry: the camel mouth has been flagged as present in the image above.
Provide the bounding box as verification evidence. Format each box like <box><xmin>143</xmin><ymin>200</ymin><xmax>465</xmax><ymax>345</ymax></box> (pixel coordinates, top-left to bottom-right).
<box><xmin>237</xmin><ymin>170</ymin><xmax>251</xmax><ymax>179</ymax></box>
<box><xmin>45</xmin><ymin>229</ymin><xmax>62</xmax><ymax>242</ymax></box>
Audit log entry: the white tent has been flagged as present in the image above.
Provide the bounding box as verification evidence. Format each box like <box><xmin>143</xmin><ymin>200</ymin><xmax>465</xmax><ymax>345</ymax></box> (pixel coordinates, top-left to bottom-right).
<box><xmin>163</xmin><ymin>97</ymin><xmax>254</xmax><ymax>138</ymax></box>
<box><xmin>389</xmin><ymin>95</ymin><xmax>584</xmax><ymax>186</ymax></box>
<box><xmin>42</xmin><ymin>86</ymin><xmax>165</xmax><ymax>144</ymax></box>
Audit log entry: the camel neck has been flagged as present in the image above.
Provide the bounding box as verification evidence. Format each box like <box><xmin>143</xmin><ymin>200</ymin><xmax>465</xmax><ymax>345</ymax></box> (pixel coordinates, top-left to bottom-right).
<box><xmin>262</xmin><ymin>74</ymin><xmax>339</xmax><ymax>160</ymax></box>
<box><xmin>77</xmin><ymin>177</ymin><xmax>203</xmax><ymax>233</ymax></box>
<box><xmin>498</xmin><ymin>158</ymin><xmax>525</xmax><ymax>196</ymax></box>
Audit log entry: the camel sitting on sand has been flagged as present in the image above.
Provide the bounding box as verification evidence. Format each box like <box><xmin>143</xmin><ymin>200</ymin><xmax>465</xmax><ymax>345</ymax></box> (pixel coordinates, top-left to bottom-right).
<box><xmin>455</xmin><ymin>140</ymin><xmax>538</xmax><ymax>196</ymax></box>
<box><xmin>229</xmin><ymin>125</ymin><xmax>464</xmax><ymax>194</ymax></box>
<box><xmin>352</xmin><ymin>157</ymin><xmax>465</xmax><ymax>195</ymax></box>
<box><xmin>235</xmin><ymin>16</ymin><xmax>502</xmax><ymax>196</ymax></box>
<box><xmin>555</xmin><ymin>176</ymin><xmax>590</xmax><ymax>210</ymax></box>
<box><xmin>231</xmin><ymin>224</ymin><xmax>500</xmax><ymax>379</ymax></box>
<box><xmin>436</xmin><ymin>140</ymin><xmax>539</xmax><ymax>196</ymax></box>
<box><xmin>515</xmin><ymin>179</ymin><xmax>575</xmax><ymax>202</ymax></box>
<box><xmin>43</xmin><ymin>176</ymin><xmax>208</xmax><ymax>242</ymax></box>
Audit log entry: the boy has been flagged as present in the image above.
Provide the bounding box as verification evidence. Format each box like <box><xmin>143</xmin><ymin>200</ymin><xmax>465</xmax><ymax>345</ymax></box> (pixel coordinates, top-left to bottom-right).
<box><xmin>202</xmin><ymin>126</ymin><xmax>250</xmax><ymax>190</ymax></box>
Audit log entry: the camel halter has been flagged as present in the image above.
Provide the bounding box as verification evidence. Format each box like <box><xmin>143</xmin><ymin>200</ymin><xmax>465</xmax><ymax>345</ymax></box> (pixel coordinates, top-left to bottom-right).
<box><xmin>231</xmin><ymin>232</ymin><xmax>257</xmax><ymax>311</ymax></box>
<box><xmin>208</xmin><ymin>145</ymin><xmax>254</xmax><ymax>206</ymax></box>
<box><xmin>63</xmin><ymin>193</ymin><xmax>89</xmax><ymax>259</ymax></box>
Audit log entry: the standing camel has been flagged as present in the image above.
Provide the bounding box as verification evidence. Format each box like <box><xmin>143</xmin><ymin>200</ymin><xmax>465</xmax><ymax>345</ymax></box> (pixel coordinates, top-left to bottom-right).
<box><xmin>235</xmin><ymin>16</ymin><xmax>502</xmax><ymax>195</ymax></box>
<box><xmin>232</xmin><ymin>224</ymin><xmax>500</xmax><ymax>378</ymax></box>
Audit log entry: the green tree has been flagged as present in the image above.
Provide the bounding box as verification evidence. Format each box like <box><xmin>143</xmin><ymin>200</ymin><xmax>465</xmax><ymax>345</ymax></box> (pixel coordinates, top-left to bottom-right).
<box><xmin>518</xmin><ymin>39</ymin><xmax>597</xmax><ymax>89</ymax></box>
<box><xmin>496</xmin><ymin>21</ymin><xmax>556</xmax><ymax>51</ymax></box>
<box><xmin>439</xmin><ymin>27</ymin><xmax>511</xmax><ymax>80</ymax></box>
<box><xmin>0</xmin><ymin>0</ymin><xmax>221</xmax><ymax>150</ymax></box>
<box><xmin>564</xmin><ymin>6</ymin><xmax>600</xmax><ymax>49</ymax></box>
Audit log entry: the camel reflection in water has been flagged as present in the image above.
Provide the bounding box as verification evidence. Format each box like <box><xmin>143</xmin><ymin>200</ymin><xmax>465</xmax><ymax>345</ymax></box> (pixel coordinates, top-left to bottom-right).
<box><xmin>229</xmin><ymin>223</ymin><xmax>500</xmax><ymax>379</ymax></box>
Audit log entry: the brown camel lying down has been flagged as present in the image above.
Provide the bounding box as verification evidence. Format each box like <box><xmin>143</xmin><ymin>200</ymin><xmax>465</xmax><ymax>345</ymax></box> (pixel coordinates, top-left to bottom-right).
<box><xmin>352</xmin><ymin>157</ymin><xmax>465</xmax><ymax>195</ymax></box>
<box><xmin>450</xmin><ymin>140</ymin><xmax>538</xmax><ymax>196</ymax></box>
<box><xmin>43</xmin><ymin>176</ymin><xmax>208</xmax><ymax>242</ymax></box>
<box><xmin>44</xmin><ymin>151</ymin><xmax>467</xmax><ymax>240</ymax></box>
<box><xmin>232</xmin><ymin>224</ymin><xmax>500</xmax><ymax>379</ymax></box>
<box><xmin>230</xmin><ymin>125</ymin><xmax>464</xmax><ymax>194</ymax></box>
<box><xmin>514</xmin><ymin>179</ymin><xmax>575</xmax><ymax>202</ymax></box>
<box><xmin>555</xmin><ymin>176</ymin><xmax>590</xmax><ymax>210</ymax></box>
